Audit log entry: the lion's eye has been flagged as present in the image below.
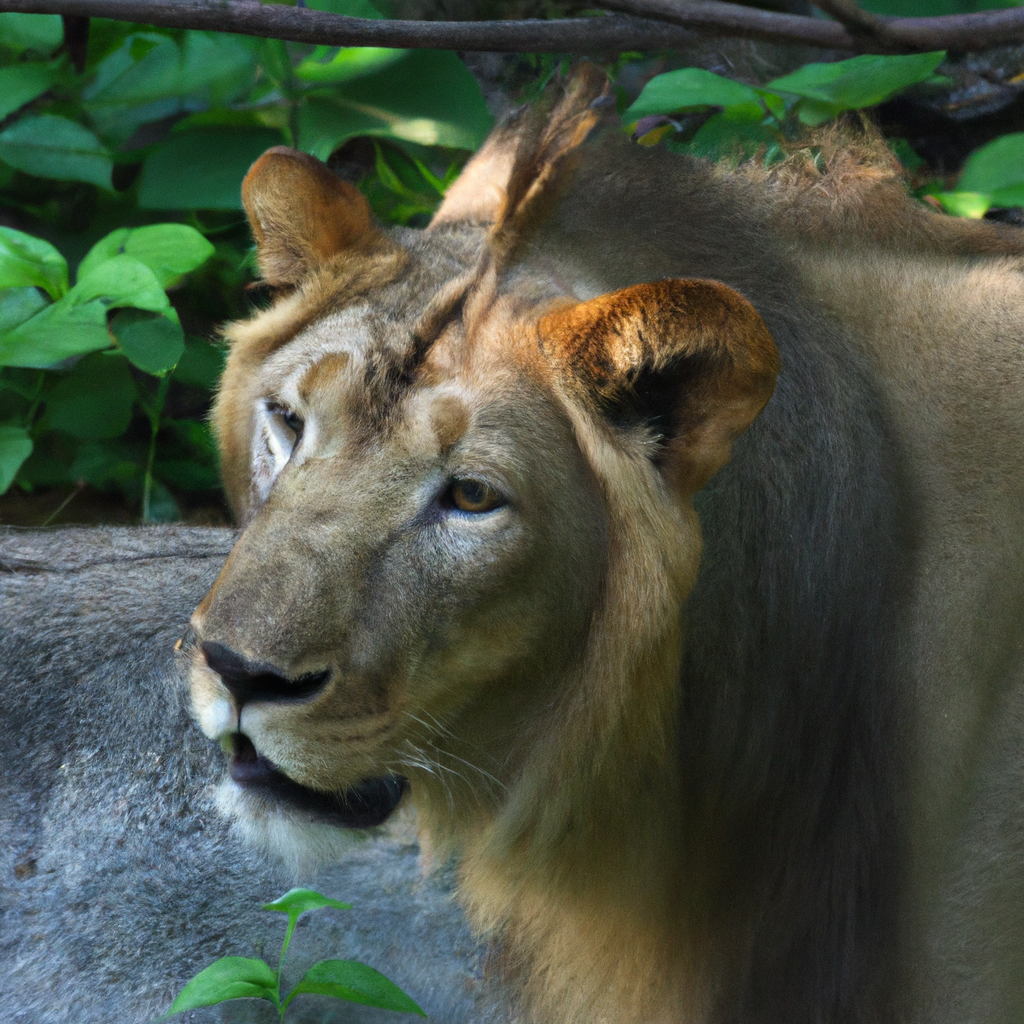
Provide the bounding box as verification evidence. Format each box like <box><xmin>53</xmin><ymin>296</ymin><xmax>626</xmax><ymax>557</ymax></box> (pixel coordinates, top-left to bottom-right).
<box><xmin>449</xmin><ymin>478</ymin><xmax>503</xmax><ymax>514</ymax></box>
<box><xmin>272</xmin><ymin>405</ymin><xmax>304</xmax><ymax>438</ymax></box>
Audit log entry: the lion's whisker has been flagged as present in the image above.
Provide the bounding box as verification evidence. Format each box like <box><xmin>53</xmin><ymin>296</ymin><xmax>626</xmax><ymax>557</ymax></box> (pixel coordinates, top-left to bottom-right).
<box><xmin>400</xmin><ymin>712</ymin><xmax>507</xmax><ymax>795</ymax></box>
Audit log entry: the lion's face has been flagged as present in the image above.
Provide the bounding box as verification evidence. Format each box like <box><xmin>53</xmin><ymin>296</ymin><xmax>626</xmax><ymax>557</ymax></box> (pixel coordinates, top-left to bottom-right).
<box><xmin>190</xmin><ymin>288</ymin><xmax>610</xmax><ymax>828</ymax></box>
<box><xmin>189</xmin><ymin>101</ymin><xmax>777</xmax><ymax>849</ymax></box>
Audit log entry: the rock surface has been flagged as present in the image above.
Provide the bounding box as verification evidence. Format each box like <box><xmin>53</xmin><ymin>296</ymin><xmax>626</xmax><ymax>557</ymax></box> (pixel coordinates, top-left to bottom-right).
<box><xmin>0</xmin><ymin>526</ymin><xmax>513</xmax><ymax>1024</ymax></box>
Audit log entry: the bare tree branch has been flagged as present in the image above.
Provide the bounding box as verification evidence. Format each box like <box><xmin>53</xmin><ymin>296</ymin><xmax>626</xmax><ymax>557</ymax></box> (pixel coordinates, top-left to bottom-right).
<box><xmin>0</xmin><ymin>0</ymin><xmax>1023</xmax><ymax>54</ymax></box>
<box><xmin>597</xmin><ymin>0</ymin><xmax>1024</xmax><ymax>52</ymax></box>
<box><xmin>595</xmin><ymin>0</ymin><xmax>855</xmax><ymax>48</ymax></box>
<box><xmin>0</xmin><ymin>0</ymin><xmax>705</xmax><ymax>52</ymax></box>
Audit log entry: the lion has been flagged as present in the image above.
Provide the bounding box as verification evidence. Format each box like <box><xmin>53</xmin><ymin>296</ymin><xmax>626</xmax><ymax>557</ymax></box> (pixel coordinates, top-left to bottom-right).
<box><xmin>187</xmin><ymin>66</ymin><xmax>1024</xmax><ymax>1024</ymax></box>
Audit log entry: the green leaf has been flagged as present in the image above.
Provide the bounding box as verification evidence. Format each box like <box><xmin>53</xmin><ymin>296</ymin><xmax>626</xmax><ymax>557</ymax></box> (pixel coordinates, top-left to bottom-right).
<box><xmin>958</xmin><ymin>132</ymin><xmax>1024</xmax><ymax>207</ymax></box>
<box><xmin>83</xmin><ymin>32</ymin><xmax>258</xmax><ymax>143</ymax></box>
<box><xmin>70</xmin><ymin>255</ymin><xmax>171</xmax><ymax>315</ymax></box>
<box><xmin>859</xmin><ymin>0</ymin><xmax>1018</xmax><ymax>15</ymax></box>
<box><xmin>0</xmin><ymin>227</ymin><xmax>68</xmax><ymax>299</ymax></box>
<box><xmin>0</xmin><ymin>13</ymin><xmax>62</xmax><ymax>54</ymax></box>
<box><xmin>792</xmin><ymin>98</ymin><xmax>843</xmax><ymax>127</ymax></box>
<box><xmin>172</xmin><ymin>338</ymin><xmax>225</xmax><ymax>389</ymax></box>
<box><xmin>0</xmin><ymin>114</ymin><xmax>112</xmax><ymax>189</ymax></box>
<box><xmin>0</xmin><ymin>288</ymin><xmax>47</xmax><ymax>334</ymax></box>
<box><xmin>0</xmin><ymin>286</ymin><xmax>48</xmax><ymax>333</ymax></box>
<box><xmin>0</xmin><ymin>256</ymin><xmax>170</xmax><ymax>367</ymax></box>
<box><xmin>155</xmin><ymin>455</ymin><xmax>221</xmax><ymax>491</ymax></box>
<box><xmin>178</xmin><ymin>32</ymin><xmax>258</xmax><ymax>107</ymax></box>
<box><xmin>164</xmin><ymin>956</ymin><xmax>278</xmax><ymax>1016</ymax></box>
<box><xmin>0</xmin><ymin>60</ymin><xmax>62</xmax><ymax>121</ymax></box>
<box><xmin>174</xmin><ymin>107</ymin><xmax>286</xmax><ymax>133</ymax></box>
<box><xmin>111</xmin><ymin>309</ymin><xmax>184</xmax><ymax>375</ymax></box>
<box><xmin>299</xmin><ymin>97</ymin><xmax>391</xmax><ymax>158</ymax></box>
<box><xmin>256</xmin><ymin>37</ymin><xmax>292</xmax><ymax>88</ymax></box>
<box><xmin>262</xmin><ymin>888</ymin><xmax>352</xmax><ymax>916</ymax></box>
<box><xmin>766</xmin><ymin>51</ymin><xmax>946</xmax><ymax>117</ymax></box>
<box><xmin>296</xmin><ymin>47</ymin><xmax>404</xmax><ymax>86</ymax></box>
<box><xmin>83</xmin><ymin>32</ymin><xmax>181</xmax><ymax>108</ymax></box>
<box><xmin>0</xmin><ymin>365</ymin><xmax>43</xmax><ymax>400</ymax></box>
<box><xmin>932</xmin><ymin>191</ymin><xmax>992</xmax><ymax>219</ymax></box>
<box><xmin>145</xmin><ymin>478</ymin><xmax>181</xmax><ymax>522</ymax></box>
<box><xmin>888</xmin><ymin>137</ymin><xmax>924</xmax><ymax>172</ymax></box>
<box><xmin>285</xmin><ymin>959</ymin><xmax>425</xmax><ymax>1016</ymax></box>
<box><xmin>684</xmin><ymin>108</ymin><xmax>779</xmax><ymax>162</ymax></box>
<box><xmin>0</xmin><ymin>298</ymin><xmax>109</xmax><ymax>368</ymax></box>
<box><xmin>85</xmin><ymin>32</ymin><xmax>255</xmax><ymax>109</ymax></box>
<box><xmin>68</xmin><ymin>438</ymin><xmax>141</xmax><ymax>488</ymax></box>
<box><xmin>298</xmin><ymin>49</ymin><xmax>492</xmax><ymax>159</ymax></box>
<box><xmin>623</xmin><ymin>68</ymin><xmax>763</xmax><ymax>121</ymax></box>
<box><xmin>45</xmin><ymin>352</ymin><xmax>136</xmax><ymax>439</ymax></box>
<box><xmin>137</xmin><ymin>127</ymin><xmax>284</xmax><ymax>210</ymax></box>
<box><xmin>168</xmin><ymin>416</ymin><xmax>218</xmax><ymax>456</ymax></box>
<box><xmin>78</xmin><ymin>224</ymin><xmax>215</xmax><ymax>289</ymax></box>
<box><xmin>307</xmin><ymin>0</ymin><xmax>384</xmax><ymax>16</ymax></box>
<box><xmin>0</xmin><ymin>424</ymin><xmax>33</xmax><ymax>493</ymax></box>
<box><xmin>294</xmin><ymin>0</ymin><xmax>388</xmax><ymax>84</ymax></box>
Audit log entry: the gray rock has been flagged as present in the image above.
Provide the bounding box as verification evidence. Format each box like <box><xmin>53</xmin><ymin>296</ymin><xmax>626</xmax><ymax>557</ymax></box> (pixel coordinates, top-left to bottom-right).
<box><xmin>0</xmin><ymin>526</ymin><xmax>512</xmax><ymax>1024</ymax></box>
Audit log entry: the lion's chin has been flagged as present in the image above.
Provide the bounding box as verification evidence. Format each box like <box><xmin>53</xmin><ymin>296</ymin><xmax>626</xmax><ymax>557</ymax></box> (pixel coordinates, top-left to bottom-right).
<box><xmin>227</xmin><ymin>732</ymin><xmax>407</xmax><ymax>827</ymax></box>
<box><xmin>215</xmin><ymin>733</ymin><xmax>408</xmax><ymax>870</ymax></box>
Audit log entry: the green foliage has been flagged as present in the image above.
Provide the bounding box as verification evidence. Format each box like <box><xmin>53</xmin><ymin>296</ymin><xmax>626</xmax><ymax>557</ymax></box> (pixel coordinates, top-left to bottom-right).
<box><xmin>0</xmin><ymin>113</ymin><xmax>113</xmax><ymax>187</ymax></box>
<box><xmin>935</xmin><ymin>133</ymin><xmax>1024</xmax><ymax>218</ymax></box>
<box><xmin>861</xmin><ymin>0</ymin><xmax>1020</xmax><ymax>13</ymax></box>
<box><xmin>2</xmin><ymin>3</ymin><xmax>1023</xmax><ymax>525</ymax></box>
<box><xmin>624</xmin><ymin>50</ymin><xmax>947</xmax><ymax>159</ymax></box>
<box><xmin>0</xmin><ymin>13</ymin><xmax>62</xmax><ymax>55</ymax></box>
<box><xmin>0</xmin><ymin>5</ymin><xmax>491</xmax><ymax>521</ymax></box>
<box><xmin>765</xmin><ymin>52</ymin><xmax>947</xmax><ymax>126</ymax></box>
<box><xmin>162</xmin><ymin>888</ymin><xmax>425</xmax><ymax>1020</ymax></box>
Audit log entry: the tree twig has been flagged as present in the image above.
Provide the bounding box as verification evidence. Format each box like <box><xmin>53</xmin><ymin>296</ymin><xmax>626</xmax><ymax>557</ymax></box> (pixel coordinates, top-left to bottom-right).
<box><xmin>0</xmin><ymin>0</ymin><xmax>704</xmax><ymax>52</ymax></box>
<box><xmin>597</xmin><ymin>0</ymin><xmax>1024</xmax><ymax>52</ymax></box>
<box><xmin>0</xmin><ymin>0</ymin><xmax>1023</xmax><ymax>53</ymax></box>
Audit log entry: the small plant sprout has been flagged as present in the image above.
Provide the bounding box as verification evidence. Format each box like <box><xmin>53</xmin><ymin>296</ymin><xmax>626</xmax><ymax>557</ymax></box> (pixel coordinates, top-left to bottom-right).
<box><xmin>161</xmin><ymin>887</ymin><xmax>426</xmax><ymax>1020</ymax></box>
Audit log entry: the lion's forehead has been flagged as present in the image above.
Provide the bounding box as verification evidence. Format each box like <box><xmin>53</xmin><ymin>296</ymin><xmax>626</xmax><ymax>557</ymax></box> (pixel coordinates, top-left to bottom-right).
<box><xmin>259</xmin><ymin>304</ymin><xmax>375</xmax><ymax>396</ymax></box>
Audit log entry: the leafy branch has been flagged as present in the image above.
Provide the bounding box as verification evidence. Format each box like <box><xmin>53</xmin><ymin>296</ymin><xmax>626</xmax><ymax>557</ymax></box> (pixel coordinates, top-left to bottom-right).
<box><xmin>2</xmin><ymin>0</ymin><xmax>1024</xmax><ymax>54</ymax></box>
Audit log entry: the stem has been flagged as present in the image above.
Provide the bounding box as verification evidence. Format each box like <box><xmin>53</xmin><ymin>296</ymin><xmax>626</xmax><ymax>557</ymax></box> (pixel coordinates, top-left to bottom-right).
<box><xmin>41</xmin><ymin>479</ymin><xmax>85</xmax><ymax>527</ymax></box>
<box><xmin>23</xmin><ymin>371</ymin><xmax>45</xmax><ymax>426</ymax></box>
<box><xmin>276</xmin><ymin>912</ymin><xmax>299</xmax><ymax>1021</ymax></box>
<box><xmin>140</xmin><ymin>374</ymin><xmax>170</xmax><ymax>524</ymax></box>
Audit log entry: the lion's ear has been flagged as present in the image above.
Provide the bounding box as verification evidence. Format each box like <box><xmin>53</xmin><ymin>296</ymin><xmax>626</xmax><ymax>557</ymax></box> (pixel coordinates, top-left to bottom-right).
<box><xmin>242</xmin><ymin>147</ymin><xmax>377</xmax><ymax>285</ymax></box>
<box><xmin>429</xmin><ymin>62</ymin><xmax>611</xmax><ymax>234</ymax></box>
<box><xmin>539</xmin><ymin>279</ymin><xmax>780</xmax><ymax>495</ymax></box>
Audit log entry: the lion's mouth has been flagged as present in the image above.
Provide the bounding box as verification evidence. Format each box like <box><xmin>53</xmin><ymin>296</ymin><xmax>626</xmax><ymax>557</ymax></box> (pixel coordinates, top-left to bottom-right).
<box><xmin>228</xmin><ymin>733</ymin><xmax>407</xmax><ymax>828</ymax></box>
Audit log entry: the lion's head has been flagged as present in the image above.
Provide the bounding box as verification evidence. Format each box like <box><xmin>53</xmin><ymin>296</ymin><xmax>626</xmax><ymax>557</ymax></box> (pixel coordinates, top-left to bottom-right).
<box><xmin>188</xmin><ymin>70</ymin><xmax>778</xmax><ymax>878</ymax></box>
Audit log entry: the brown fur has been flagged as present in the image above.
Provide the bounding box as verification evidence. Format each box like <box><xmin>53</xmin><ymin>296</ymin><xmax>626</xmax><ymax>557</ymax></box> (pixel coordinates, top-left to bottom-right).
<box><xmin>189</xmin><ymin>69</ymin><xmax>1024</xmax><ymax>1024</ymax></box>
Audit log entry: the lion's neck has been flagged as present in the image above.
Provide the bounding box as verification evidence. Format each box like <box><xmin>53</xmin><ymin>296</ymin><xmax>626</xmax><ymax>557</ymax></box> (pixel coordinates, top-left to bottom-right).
<box><xmin>446</xmin><ymin>642</ymin><xmax>727</xmax><ymax>1024</ymax></box>
<box><xmin>409</xmin><ymin>423</ymin><xmax>734</xmax><ymax>1023</ymax></box>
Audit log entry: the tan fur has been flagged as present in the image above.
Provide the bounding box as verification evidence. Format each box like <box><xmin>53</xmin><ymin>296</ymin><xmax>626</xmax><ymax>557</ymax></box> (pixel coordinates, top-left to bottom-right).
<box><xmin>189</xmin><ymin>70</ymin><xmax>1024</xmax><ymax>1024</ymax></box>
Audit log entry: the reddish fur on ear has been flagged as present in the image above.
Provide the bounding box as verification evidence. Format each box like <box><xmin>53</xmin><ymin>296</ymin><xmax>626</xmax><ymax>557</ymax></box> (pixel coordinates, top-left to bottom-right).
<box><xmin>242</xmin><ymin>147</ymin><xmax>377</xmax><ymax>285</ymax></box>
<box><xmin>539</xmin><ymin>279</ymin><xmax>780</xmax><ymax>494</ymax></box>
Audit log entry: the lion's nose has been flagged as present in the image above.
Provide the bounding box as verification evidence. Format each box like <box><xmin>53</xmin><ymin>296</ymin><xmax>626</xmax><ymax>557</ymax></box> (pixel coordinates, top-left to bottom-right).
<box><xmin>201</xmin><ymin>642</ymin><xmax>331</xmax><ymax>706</ymax></box>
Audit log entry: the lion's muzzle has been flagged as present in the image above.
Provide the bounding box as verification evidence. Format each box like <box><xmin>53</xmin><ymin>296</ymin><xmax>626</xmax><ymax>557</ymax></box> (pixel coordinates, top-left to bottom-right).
<box><xmin>196</xmin><ymin>641</ymin><xmax>407</xmax><ymax>829</ymax></box>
